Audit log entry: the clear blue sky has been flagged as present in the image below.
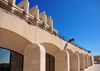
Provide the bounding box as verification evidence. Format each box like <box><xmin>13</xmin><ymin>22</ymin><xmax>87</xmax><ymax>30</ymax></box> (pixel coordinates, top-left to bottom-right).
<box><xmin>16</xmin><ymin>0</ymin><xmax>100</xmax><ymax>56</ymax></box>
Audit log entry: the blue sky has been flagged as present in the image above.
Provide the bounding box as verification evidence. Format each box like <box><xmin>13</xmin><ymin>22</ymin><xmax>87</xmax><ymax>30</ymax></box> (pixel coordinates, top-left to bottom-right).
<box><xmin>16</xmin><ymin>0</ymin><xmax>100</xmax><ymax>56</ymax></box>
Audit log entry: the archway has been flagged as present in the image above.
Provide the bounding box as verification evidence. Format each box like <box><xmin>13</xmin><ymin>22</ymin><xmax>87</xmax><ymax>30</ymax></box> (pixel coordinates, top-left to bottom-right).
<box><xmin>41</xmin><ymin>42</ymin><xmax>63</xmax><ymax>71</ymax></box>
<box><xmin>66</xmin><ymin>49</ymin><xmax>73</xmax><ymax>54</ymax></box>
<box><xmin>0</xmin><ymin>28</ymin><xmax>30</xmax><ymax>55</ymax></box>
<box><xmin>66</xmin><ymin>49</ymin><xmax>80</xmax><ymax>71</ymax></box>
<box><xmin>75</xmin><ymin>51</ymin><xmax>85</xmax><ymax>70</ymax></box>
<box><xmin>41</xmin><ymin>43</ymin><xmax>60</xmax><ymax>71</ymax></box>
<box><xmin>40</xmin><ymin>42</ymin><xmax>60</xmax><ymax>57</ymax></box>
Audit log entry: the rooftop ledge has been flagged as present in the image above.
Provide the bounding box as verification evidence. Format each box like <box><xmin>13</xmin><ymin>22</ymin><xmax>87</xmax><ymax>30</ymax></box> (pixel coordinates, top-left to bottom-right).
<box><xmin>0</xmin><ymin>0</ymin><xmax>91</xmax><ymax>53</ymax></box>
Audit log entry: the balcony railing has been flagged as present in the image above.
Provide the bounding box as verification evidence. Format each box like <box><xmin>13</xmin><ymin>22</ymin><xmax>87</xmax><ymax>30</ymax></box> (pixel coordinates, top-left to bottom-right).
<box><xmin>0</xmin><ymin>0</ymin><xmax>90</xmax><ymax>53</ymax></box>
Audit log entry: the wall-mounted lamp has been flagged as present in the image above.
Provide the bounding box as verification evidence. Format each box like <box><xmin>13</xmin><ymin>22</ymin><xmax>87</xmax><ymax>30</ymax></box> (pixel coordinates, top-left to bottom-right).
<box><xmin>64</xmin><ymin>38</ymin><xmax>75</xmax><ymax>49</ymax></box>
<box><xmin>69</xmin><ymin>38</ymin><xmax>75</xmax><ymax>42</ymax></box>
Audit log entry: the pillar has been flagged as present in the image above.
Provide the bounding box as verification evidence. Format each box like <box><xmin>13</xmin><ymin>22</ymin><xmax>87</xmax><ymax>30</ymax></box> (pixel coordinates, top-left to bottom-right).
<box><xmin>88</xmin><ymin>56</ymin><xmax>90</xmax><ymax>67</ymax></box>
<box><xmin>85</xmin><ymin>55</ymin><xmax>88</xmax><ymax>68</ymax></box>
<box><xmin>23</xmin><ymin>43</ymin><xmax>46</xmax><ymax>71</ymax></box>
<box><xmin>47</xmin><ymin>16</ymin><xmax>53</xmax><ymax>28</ymax></box>
<box><xmin>79</xmin><ymin>54</ymin><xmax>85</xmax><ymax>70</ymax></box>
<box><xmin>70</xmin><ymin>53</ymin><xmax>80</xmax><ymax>71</ymax></box>
<box><xmin>8</xmin><ymin>0</ymin><xmax>16</xmax><ymax>5</ymax></box>
<box><xmin>24</xmin><ymin>1</ymin><xmax>29</xmax><ymax>20</ymax></box>
<box><xmin>42</xmin><ymin>15</ymin><xmax>47</xmax><ymax>25</ymax></box>
<box><xmin>8</xmin><ymin>0</ymin><xmax>16</xmax><ymax>10</ymax></box>
<box><xmin>29</xmin><ymin>5</ymin><xmax>39</xmax><ymax>22</ymax></box>
<box><xmin>90</xmin><ymin>56</ymin><xmax>94</xmax><ymax>66</ymax></box>
<box><xmin>39</xmin><ymin>11</ymin><xmax>47</xmax><ymax>28</ymax></box>
<box><xmin>91</xmin><ymin>56</ymin><xmax>94</xmax><ymax>65</ymax></box>
<box><xmin>55</xmin><ymin>50</ymin><xmax>70</xmax><ymax>71</ymax></box>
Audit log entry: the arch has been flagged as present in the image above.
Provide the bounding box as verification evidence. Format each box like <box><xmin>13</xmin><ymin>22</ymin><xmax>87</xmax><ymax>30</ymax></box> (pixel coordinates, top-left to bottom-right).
<box><xmin>66</xmin><ymin>49</ymin><xmax>80</xmax><ymax>71</ymax></box>
<box><xmin>89</xmin><ymin>56</ymin><xmax>94</xmax><ymax>66</ymax></box>
<box><xmin>0</xmin><ymin>28</ymin><xmax>31</xmax><ymax>55</ymax></box>
<box><xmin>40</xmin><ymin>42</ymin><xmax>60</xmax><ymax>57</ymax></box>
<box><xmin>66</xmin><ymin>49</ymin><xmax>73</xmax><ymax>54</ymax></box>
<box><xmin>24</xmin><ymin>43</ymin><xmax>46</xmax><ymax>71</ymax></box>
<box><xmin>55</xmin><ymin>50</ymin><xmax>70</xmax><ymax>71</ymax></box>
<box><xmin>75</xmin><ymin>51</ymin><xmax>80</xmax><ymax>54</ymax></box>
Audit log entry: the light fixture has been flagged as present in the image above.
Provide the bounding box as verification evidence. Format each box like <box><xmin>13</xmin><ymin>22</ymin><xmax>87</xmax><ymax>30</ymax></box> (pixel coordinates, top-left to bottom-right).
<box><xmin>69</xmin><ymin>38</ymin><xmax>75</xmax><ymax>42</ymax></box>
<box><xmin>64</xmin><ymin>38</ymin><xmax>75</xmax><ymax>49</ymax></box>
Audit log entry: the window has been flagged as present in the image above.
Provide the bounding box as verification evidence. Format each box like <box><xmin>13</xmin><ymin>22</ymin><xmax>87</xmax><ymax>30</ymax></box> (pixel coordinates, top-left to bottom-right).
<box><xmin>0</xmin><ymin>47</ymin><xmax>23</xmax><ymax>71</ymax></box>
<box><xmin>46</xmin><ymin>53</ymin><xmax>55</xmax><ymax>71</ymax></box>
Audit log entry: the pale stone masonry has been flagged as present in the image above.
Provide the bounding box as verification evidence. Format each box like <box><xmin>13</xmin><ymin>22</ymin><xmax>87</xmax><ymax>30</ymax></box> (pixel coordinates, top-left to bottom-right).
<box><xmin>0</xmin><ymin>0</ymin><xmax>94</xmax><ymax>71</ymax></box>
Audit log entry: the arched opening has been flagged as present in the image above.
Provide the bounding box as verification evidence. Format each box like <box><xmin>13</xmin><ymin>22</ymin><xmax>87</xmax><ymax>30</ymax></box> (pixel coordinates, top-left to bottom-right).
<box><xmin>46</xmin><ymin>53</ymin><xmax>55</xmax><ymax>71</ymax></box>
<box><xmin>75</xmin><ymin>51</ymin><xmax>80</xmax><ymax>54</ymax></box>
<box><xmin>66</xmin><ymin>49</ymin><xmax>80</xmax><ymax>71</ymax></box>
<box><xmin>66</xmin><ymin>49</ymin><xmax>73</xmax><ymax>54</ymax></box>
<box><xmin>40</xmin><ymin>42</ymin><xmax>60</xmax><ymax>57</ymax></box>
<box><xmin>40</xmin><ymin>43</ymin><xmax>60</xmax><ymax>71</ymax></box>
<box><xmin>75</xmin><ymin>52</ymin><xmax>85</xmax><ymax>70</ymax></box>
<box><xmin>0</xmin><ymin>47</ymin><xmax>23</xmax><ymax>71</ymax></box>
<box><xmin>89</xmin><ymin>56</ymin><xmax>94</xmax><ymax>66</ymax></box>
<box><xmin>0</xmin><ymin>28</ymin><xmax>30</xmax><ymax>55</ymax></box>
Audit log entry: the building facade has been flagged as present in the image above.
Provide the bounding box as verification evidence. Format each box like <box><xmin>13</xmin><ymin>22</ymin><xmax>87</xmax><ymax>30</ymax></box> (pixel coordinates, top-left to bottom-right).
<box><xmin>94</xmin><ymin>56</ymin><xmax>100</xmax><ymax>64</ymax></box>
<box><xmin>0</xmin><ymin>0</ymin><xmax>94</xmax><ymax>71</ymax></box>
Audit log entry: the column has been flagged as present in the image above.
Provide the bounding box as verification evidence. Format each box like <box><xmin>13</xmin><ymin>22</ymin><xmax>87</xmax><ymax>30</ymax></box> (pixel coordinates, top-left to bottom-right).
<box><xmin>23</xmin><ymin>43</ymin><xmax>46</xmax><ymax>71</ymax></box>
<box><xmin>55</xmin><ymin>50</ymin><xmax>70</xmax><ymax>71</ymax></box>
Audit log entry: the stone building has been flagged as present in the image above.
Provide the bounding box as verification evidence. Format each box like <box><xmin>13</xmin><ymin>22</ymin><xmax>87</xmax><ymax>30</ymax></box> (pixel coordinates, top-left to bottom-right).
<box><xmin>0</xmin><ymin>0</ymin><xmax>94</xmax><ymax>71</ymax></box>
<box><xmin>94</xmin><ymin>55</ymin><xmax>100</xmax><ymax>64</ymax></box>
